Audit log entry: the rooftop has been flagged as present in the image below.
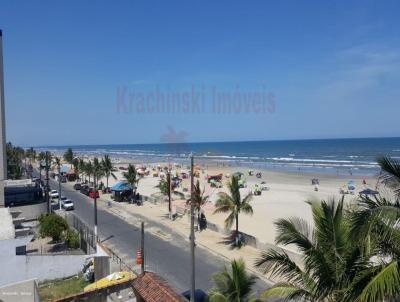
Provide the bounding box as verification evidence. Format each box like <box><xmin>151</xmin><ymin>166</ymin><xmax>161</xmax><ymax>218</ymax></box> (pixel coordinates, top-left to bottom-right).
<box><xmin>132</xmin><ymin>272</ymin><xmax>188</xmax><ymax>302</ymax></box>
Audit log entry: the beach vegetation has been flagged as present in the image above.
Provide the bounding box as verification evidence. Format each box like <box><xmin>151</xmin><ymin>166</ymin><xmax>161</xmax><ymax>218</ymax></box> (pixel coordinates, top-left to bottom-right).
<box><xmin>256</xmin><ymin>193</ymin><xmax>400</xmax><ymax>301</ymax></box>
<box><xmin>209</xmin><ymin>258</ymin><xmax>260</xmax><ymax>302</ymax></box>
<box><xmin>39</xmin><ymin>213</ymin><xmax>69</xmax><ymax>242</ymax></box>
<box><xmin>6</xmin><ymin>142</ymin><xmax>25</xmax><ymax>179</ymax></box>
<box><xmin>123</xmin><ymin>164</ymin><xmax>140</xmax><ymax>195</ymax></box>
<box><xmin>213</xmin><ymin>176</ymin><xmax>253</xmax><ymax>246</ymax></box>
<box><xmin>101</xmin><ymin>154</ymin><xmax>117</xmax><ymax>188</ymax></box>
<box><xmin>63</xmin><ymin>148</ymin><xmax>74</xmax><ymax>165</ymax></box>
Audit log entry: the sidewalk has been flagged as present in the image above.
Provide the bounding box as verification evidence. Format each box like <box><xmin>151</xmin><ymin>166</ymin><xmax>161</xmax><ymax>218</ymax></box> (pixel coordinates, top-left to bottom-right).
<box><xmin>94</xmin><ymin>193</ymin><xmax>274</xmax><ymax>285</ymax></box>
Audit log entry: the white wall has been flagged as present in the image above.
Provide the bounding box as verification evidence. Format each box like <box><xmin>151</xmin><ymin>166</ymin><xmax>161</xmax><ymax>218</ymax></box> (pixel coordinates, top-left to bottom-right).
<box><xmin>0</xmin><ymin>237</ymin><xmax>91</xmax><ymax>286</ymax></box>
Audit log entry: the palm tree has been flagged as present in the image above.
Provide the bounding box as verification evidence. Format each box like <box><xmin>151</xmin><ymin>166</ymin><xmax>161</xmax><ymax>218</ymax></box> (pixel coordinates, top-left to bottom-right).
<box><xmin>213</xmin><ymin>176</ymin><xmax>253</xmax><ymax>245</ymax></box>
<box><xmin>85</xmin><ymin>160</ymin><xmax>94</xmax><ymax>184</ymax></box>
<box><xmin>92</xmin><ymin>157</ymin><xmax>104</xmax><ymax>188</ymax></box>
<box><xmin>37</xmin><ymin>151</ymin><xmax>46</xmax><ymax>182</ymax></box>
<box><xmin>72</xmin><ymin>157</ymin><xmax>80</xmax><ymax>182</ymax></box>
<box><xmin>101</xmin><ymin>155</ymin><xmax>117</xmax><ymax>188</ymax></box>
<box><xmin>255</xmin><ymin>197</ymin><xmax>400</xmax><ymax>302</ymax></box>
<box><xmin>156</xmin><ymin>172</ymin><xmax>184</xmax><ymax>217</ymax></box>
<box><xmin>63</xmin><ymin>148</ymin><xmax>74</xmax><ymax>167</ymax></box>
<box><xmin>189</xmin><ymin>179</ymin><xmax>209</xmax><ymax>227</ymax></box>
<box><xmin>209</xmin><ymin>258</ymin><xmax>260</xmax><ymax>302</ymax></box>
<box><xmin>123</xmin><ymin>164</ymin><xmax>140</xmax><ymax>199</ymax></box>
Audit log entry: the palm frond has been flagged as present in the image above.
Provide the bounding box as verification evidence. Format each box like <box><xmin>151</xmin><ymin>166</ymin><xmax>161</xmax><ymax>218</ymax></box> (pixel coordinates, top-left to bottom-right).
<box><xmin>377</xmin><ymin>156</ymin><xmax>400</xmax><ymax>196</ymax></box>
<box><xmin>274</xmin><ymin>217</ymin><xmax>314</xmax><ymax>252</ymax></box>
<box><xmin>357</xmin><ymin>261</ymin><xmax>400</xmax><ymax>302</ymax></box>
<box><xmin>261</xmin><ymin>282</ymin><xmax>316</xmax><ymax>302</ymax></box>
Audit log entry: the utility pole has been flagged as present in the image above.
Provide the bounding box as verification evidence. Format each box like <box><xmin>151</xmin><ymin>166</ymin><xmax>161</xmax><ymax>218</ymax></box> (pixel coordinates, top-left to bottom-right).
<box><xmin>58</xmin><ymin>163</ymin><xmax>62</xmax><ymax>211</ymax></box>
<box><xmin>45</xmin><ymin>151</ymin><xmax>50</xmax><ymax>213</ymax></box>
<box><xmin>167</xmin><ymin>169</ymin><xmax>172</xmax><ymax>219</ymax></box>
<box><xmin>189</xmin><ymin>153</ymin><xmax>195</xmax><ymax>301</ymax></box>
<box><xmin>141</xmin><ymin>221</ymin><xmax>145</xmax><ymax>274</ymax></box>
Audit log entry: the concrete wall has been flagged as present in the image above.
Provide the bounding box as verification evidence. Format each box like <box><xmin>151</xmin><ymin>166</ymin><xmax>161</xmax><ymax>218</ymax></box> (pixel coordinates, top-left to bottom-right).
<box><xmin>0</xmin><ymin>237</ymin><xmax>90</xmax><ymax>287</ymax></box>
<box><xmin>0</xmin><ymin>278</ymin><xmax>40</xmax><ymax>302</ymax></box>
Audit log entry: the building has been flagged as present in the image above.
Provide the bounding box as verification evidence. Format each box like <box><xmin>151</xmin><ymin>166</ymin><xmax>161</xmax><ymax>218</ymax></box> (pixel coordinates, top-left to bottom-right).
<box><xmin>0</xmin><ymin>29</ymin><xmax>7</xmax><ymax>207</ymax></box>
<box><xmin>4</xmin><ymin>179</ymin><xmax>46</xmax><ymax>220</ymax></box>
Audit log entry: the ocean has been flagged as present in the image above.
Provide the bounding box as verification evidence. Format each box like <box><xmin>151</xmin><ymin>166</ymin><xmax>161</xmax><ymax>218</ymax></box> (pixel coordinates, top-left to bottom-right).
<box><xmin>39</xmin><ymin>137</ymin><xmax>400</xmax><ymax>176</ymax></box>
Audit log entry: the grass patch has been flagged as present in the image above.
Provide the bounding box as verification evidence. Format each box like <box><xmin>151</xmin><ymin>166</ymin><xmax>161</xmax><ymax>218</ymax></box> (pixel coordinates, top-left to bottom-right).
<box><xmin>39</xmin><ymin>274</ymin><xmax>90</xmax><ymax>301</ymax></box>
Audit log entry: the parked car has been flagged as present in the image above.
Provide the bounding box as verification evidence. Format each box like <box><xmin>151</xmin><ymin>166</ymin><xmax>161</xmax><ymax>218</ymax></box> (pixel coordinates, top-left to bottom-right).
<box><xmin>73</xmin><ymin>183</ymin><xmax>82</xmax><ymax>190</ymax></box>
<box><xmin>62</xmin><ymin>199</ymin><xmax>74</xmax><ymax>210</ymax></box>
<box><xmin>88</xmin><ymin>189</ymin><xmax>100</xmax><ymax>199</ymax></box>
<box><xmin>49</xmin><ymin>190</ymin><xmax>59</xmax><ymax>199</ymax></box>
<box><xmin>80</xmin><ymin>185</ymin><xmax>90</xmax><ymax>195</ymax></box>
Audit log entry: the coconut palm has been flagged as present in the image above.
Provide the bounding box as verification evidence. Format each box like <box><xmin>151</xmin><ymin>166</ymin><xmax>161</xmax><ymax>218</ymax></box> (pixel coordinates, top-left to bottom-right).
<box><xmin>209</xmin><ymin>258</ymin><xmax>260</xmax><ymax>302</ymax></box>
<box><xmin>156</xmin><ymin>172</ymin><xmax>184</xmax><ymax>217</ymax></box>
<box><xmin>255</xmin><ymin>197</ymin><xmax>400</xmax><ymax>302</ymax></box>
<box><xmin>213</xmin><ymin>176</ymin><xmax>253</xmax><ymax>245</ymax></box>
<box><xmin>63</xmin><ymin>148</ymin><xmax>74</xmax><ymax>167</ymax></box>
<box><xmin>101</xmin><ymin>155</ymin><xmax>117</xmax><ymax>188</ymax></box>
<box><xmin>377</xmin><ymin>155</ymin><xmax>400</xmax><ymax>196</ymax></box>
<box><xmin>123</xmin><ymin>164</ymin><xmax>140</xmax><ymax>199</ymax></box>
<box><xmin>72</xmin><ymin>157</ymin><xmax>80</xmax><ymax>181</ymax></box>
<box><xmin>37</xmin><ymin>151</ymin><xmax>46</xmax><ymax>181</ymax></box>
<box><xmin>92</xmin><ymin>157</ymin><xmax>104</xmax><ymax>184</ymax></box>
<box><xmin>188</xmin><ymin>179</ymin><xmax>209</xmax><ymax>227</ymax></box>
<box><xmin>85</xmin><ymin>160</ymin><xmax>94</xmax><ymax>184</ymax></box>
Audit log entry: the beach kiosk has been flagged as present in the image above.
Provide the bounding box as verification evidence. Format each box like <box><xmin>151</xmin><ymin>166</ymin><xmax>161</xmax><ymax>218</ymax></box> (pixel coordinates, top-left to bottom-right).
<box><xmin>111</xmin><ymin>181</ymin><xmax>134</xmax><ymax>202</ymax></box>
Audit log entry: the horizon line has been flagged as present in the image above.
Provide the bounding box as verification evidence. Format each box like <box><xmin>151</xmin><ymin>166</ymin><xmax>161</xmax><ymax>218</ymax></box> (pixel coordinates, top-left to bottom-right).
<box><xmin>27</xmin><ymin>135</ymin><xmax>400</xmax><ymax>149</ymax></box>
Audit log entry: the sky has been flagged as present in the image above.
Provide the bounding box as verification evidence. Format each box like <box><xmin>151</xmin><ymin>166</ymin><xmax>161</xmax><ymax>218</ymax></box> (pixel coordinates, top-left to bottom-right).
<box><xmin>1</xmin><ymin>0</ymin><xmax>399</xmax><ymax>146</ymax></box>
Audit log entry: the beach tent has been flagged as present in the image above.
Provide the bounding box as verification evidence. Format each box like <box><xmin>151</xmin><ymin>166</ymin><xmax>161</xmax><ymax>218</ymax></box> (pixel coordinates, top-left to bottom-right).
<box><xmin>111</xmin><ymin>181</ymin><xmax>134</xmax><ymax>202</ymax></box>
<box><xmin>111</xmin><ymin>181</ymin><xmax>134</xmax><ymax>191</ymax></box>
<box><xmin>359</xmin><ymin>188</ymin><xmax>379</xmax><ymax>196</ymax></box>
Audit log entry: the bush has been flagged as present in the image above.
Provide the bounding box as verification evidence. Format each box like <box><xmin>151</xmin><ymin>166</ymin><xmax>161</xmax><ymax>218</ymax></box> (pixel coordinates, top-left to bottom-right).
<box><xmin>39</xmin><ymin>213</ymin><xmax>69</xmax><ymax>242</ymax></box>
<box><xmin>65</xmin><ymin>229</ymin><xmax>80</xmax><ymax>249</ymax></box>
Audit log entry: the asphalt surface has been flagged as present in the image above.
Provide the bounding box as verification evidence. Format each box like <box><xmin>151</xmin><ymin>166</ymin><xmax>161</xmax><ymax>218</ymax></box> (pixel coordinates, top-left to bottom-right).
<box><xmin>41</xmin><ymin>173</ymin><xmax>270</xmax><ymax>295</ymax></box>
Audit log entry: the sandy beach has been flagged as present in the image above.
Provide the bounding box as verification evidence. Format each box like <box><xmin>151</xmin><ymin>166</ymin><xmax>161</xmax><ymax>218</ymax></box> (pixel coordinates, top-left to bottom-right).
<box><xmin>84</xmin><ymin>157</ymin><xmax>379</xmax><ymax>247</ymax></box>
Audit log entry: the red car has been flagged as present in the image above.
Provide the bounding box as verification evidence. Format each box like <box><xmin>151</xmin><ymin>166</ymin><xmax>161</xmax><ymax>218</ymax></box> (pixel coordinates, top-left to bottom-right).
<box><xmin>89</xmin><ymin>189</ymin><xmax>100</xmax><ymax>199</ymax></box>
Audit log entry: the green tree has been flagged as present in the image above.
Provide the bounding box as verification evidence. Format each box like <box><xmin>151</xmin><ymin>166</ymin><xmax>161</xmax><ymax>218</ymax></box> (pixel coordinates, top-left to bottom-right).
<box><xmin>101</xmin><ymin>155</ymin><xmax>117</xmax><ymax>188</ymax></box>
<box><xmin>123</xmin><ymin>164</ymin><xmax>140</xmax><ymax>197</ymax></box>
<box><xmin>65</xmin><ymin>229</ymin><xmax>80</xmax><ymax>249</ymax></box>
<box><xmin>63</xmin><ymin>148</ymin><xmax>74</xmax><ymax>166</ymax></box>
<box><xmin>72</xmin><ymin>157</ymin><xmax>80</xmax><ymax>181</ymax></box>
<box><xmin>255</xmin><ymin>197</ymin><xmax>400</xmax><ymax>302</ymax></box>
<box><xmin>209</xmin><ymin>258</ymin><xmax>260</xmax><ymax>302</ymax></box>
<box><xmin>39</xmin><ymin>213</ymin><xmax>69</xmax><ymax>242</ymax></box>
<box><xmin>189</xmin><ymin>179</ymin><xmax>209</xmax><ymax>226</ymax></box>
<box><xmin>6</xmin><ymin>142</ymin><xmax>24</xmax><ymax>179</ymax></box>
<box><xmin>37</xmin><ymin>151</ymin><xmax>46</xmax><ymax>182</ymax></box>
<box><xmin>213</xmin><ymin>176</ymin><xmax>253</xmax><ymax>245</ymax></box>
<box><xmin>156</xmin><ymin>172</ymin><xmax>183</xmax><ymax>217</ymax></box>
<box><xmin>85</xmin><ymin>160</ymin><xmax>94</xmax><ymax>183</ymax></box>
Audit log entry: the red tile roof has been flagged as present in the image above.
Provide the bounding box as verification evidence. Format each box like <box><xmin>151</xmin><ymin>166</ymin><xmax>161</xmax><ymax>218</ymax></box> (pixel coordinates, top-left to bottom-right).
<box><xmin>132</xmin><ymin>272</ymin><xmax>188</xmax><ymax>302</ymax></box>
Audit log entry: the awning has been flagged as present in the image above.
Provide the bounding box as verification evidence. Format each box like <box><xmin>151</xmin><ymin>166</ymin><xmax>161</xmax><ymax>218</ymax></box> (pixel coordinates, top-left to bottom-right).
<box><xmin>111</xmin><ymin>181</ymin><xmax>134</xmax><ymax>191</ymax></box>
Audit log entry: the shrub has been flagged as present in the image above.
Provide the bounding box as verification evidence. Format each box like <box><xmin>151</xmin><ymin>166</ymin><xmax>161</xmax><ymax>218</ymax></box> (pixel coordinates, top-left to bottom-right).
<box><xmin>39</xmin><ymin>213</ymin><xmax>69</xmax><ymax>242</ymax></box>
<box><xmin>65</xmin><ymin>229</ymin><xmax>80</xmax><ymax>249</ymax></box>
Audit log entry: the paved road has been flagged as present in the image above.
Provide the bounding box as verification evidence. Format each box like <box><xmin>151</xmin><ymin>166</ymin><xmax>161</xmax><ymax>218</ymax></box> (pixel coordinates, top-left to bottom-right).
<box><xmin>42</xmin><ymin>174</ymin><xmax>270</xmax><ymax>295</ymax></box>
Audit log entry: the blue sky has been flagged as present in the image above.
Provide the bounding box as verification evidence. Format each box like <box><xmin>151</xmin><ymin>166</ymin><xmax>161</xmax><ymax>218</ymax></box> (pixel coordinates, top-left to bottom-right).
<box><xmin>1</xmin><ymin>0</ymin><xmax>399</xmax><ymax>146</ymax></box>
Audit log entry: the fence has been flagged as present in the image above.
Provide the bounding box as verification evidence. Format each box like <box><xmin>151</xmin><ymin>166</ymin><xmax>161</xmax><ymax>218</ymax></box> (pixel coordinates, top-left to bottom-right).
<box><xmin>98</xmin><ymin>242</ymin><xmax>137</xmax><ymax>275</ymax></box>
<box><xmin>65</xmin><ymin>213</ymin><xmax>96</xmax><ymax>254</ymax></box>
